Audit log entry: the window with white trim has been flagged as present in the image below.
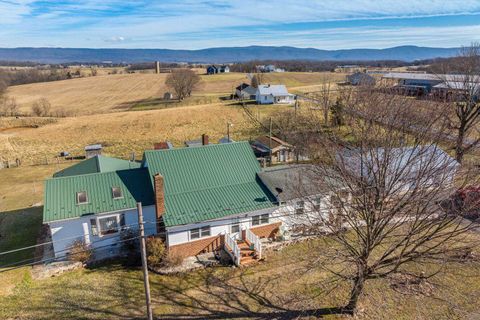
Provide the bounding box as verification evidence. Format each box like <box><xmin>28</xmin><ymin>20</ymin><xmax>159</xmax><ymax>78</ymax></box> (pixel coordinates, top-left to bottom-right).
<box><xmin>111</xmin><ymin>187</ymin><xmax>123</xmax><ymax>199</ymax></box>
<box><xmin>91</xmin><ymin>214</ymin><xmax>125</xmax><ymax>237</ymax></box>
<box><xmin>190</xmin><ymin>225</ymin><xmax>211</xmax><ymax>240</ymax></box>
<box><xmin>295</xmin><ymin>201</ymin><xmax>305</xmax><ymax>215</ymax></box>
<box><xmin>231</xmin><ymin>218</ymin><xmax>240</xmax><ymax>233</ymax></box>
<box><xmin>76</xmin><ymin>191</ymin><xmax>88</xmax><ymax>204</ymax></box>
<box><xmin>252</xmin><ymin>214</ymin><xmax>269</xmax><ymax>226</ymax></box>
<box><xmin>98</xmin><ymin>215</ymin><xmax>119</xmax><ymax>236</ymax></box>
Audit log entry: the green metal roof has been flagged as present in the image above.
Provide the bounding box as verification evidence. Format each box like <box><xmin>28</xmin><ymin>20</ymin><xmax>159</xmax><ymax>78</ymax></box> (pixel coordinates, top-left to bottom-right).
<box><xmin>53</xmin><ymin>155</ymin><xmax>141</xmax><ymax>178</ymax></box>
<box><xmin>43</xmin><ymin>168</ymin><xmax>154</xmax><ymax>223</ymax></box>
<box><xmin>144</xmin><ymin>142</ymin><xmax>276</xmax><ymax>227</ymax></box>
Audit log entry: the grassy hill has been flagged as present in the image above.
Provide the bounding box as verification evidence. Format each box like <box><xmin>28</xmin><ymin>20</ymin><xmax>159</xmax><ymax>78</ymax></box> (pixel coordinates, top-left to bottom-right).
<box><xmin>0</xmin><ymin>103</ymin><xmax>291</xmax><ymax>166</ymax></box>
<box><xmin>6</xmin><ymin>72</ymin><xmax>344</xmax><ymax>116</ymax></box>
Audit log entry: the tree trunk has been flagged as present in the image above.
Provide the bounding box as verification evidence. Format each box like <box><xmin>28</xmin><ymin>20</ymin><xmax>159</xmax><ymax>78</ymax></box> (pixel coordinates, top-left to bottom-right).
<box><xmin>455</xmin><ymin>123</ymin><xmax>466</xmax><ymax>163</ymax></box>
<box><xmin>324</xmin><ymin>107</ymin><xmax>329</xmax><ymax>126</ymax></box>
<box><xmin>344</xmin><ymin>270</ymin><xmax>366</xmax><ymax>315</ymax></box>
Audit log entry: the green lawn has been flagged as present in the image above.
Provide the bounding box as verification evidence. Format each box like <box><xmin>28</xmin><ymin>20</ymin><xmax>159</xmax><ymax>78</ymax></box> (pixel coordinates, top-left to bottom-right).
<box><xmin>1</xmin><ymin>239</ymin><xmax>480</xmax><ymax>319</ymax></box>
<box><xmin>0</xmin><ymin>207</ymin><xmax>43</xmax><ymax>268</ymax></box>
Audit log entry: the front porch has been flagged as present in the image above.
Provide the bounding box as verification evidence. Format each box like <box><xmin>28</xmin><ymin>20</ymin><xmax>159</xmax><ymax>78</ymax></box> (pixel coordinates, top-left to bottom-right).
<box><xmin>224</xmin><ymin>228</ymin><xmax>263</xmax><ymax>266</ymax></box>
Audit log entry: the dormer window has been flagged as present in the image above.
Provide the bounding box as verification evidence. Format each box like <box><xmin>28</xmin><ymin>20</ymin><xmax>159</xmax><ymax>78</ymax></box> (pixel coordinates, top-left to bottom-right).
<box><xmin>76</xmin><ymin>191</ymin><xmax>88</xmax><ymax>204</ymax></box>
<box><xmin>112</xmin><ymin>187</ymin><xmax>123</xmax><ymax>199</ymax></box>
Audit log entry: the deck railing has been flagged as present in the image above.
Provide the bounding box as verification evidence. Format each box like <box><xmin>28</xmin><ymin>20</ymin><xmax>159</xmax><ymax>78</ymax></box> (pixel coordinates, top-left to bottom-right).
<box><xmin>224</xmin><ymin>233</ymin><xmax>241</xmax><ymax>266</ymax></box>
<box><xmin>246</xmin><ymin>229</ymin><xmax>262</xmax><ymax>260</ymax></box>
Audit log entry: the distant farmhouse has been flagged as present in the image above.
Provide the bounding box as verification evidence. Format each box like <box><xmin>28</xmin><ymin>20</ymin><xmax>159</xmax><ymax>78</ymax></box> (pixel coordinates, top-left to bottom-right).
<box><xmin>255</xmin><ymin>84</ymin><xmax>295</xmax><ymax>104</ymax></box>
<box><xmin>256</xmin><ymin>64</ymin><xmax>285</xmax><ymax>73</ymax></box>
<box><xmin>206</xmin><ymin>65</ymin><xmax>230</xmax><ymax>75</ymax></box>
<box><xmin>382</xmin><ymin>72</ymin><xmax>480</xmax><ymax>99</ymax></box>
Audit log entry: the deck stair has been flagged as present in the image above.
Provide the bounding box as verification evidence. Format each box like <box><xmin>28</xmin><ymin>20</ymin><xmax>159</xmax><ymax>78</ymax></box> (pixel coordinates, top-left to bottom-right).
<box><xmin>224</xmin><ymin>231</ymin><xmax>262</xmax><ymax>266</ymax></box>
<box><xmin>237</xmin><ymin>240</ymin><xmax>258</xmax><ymax>265</ymax></box>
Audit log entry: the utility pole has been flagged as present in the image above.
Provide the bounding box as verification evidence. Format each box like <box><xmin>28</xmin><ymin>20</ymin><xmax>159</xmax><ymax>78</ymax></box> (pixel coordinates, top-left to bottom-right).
<box><xmin>269</xmin><ymin>117</ymin><xmax>272</xmax><ymax>165</ymax></box>
<box><xmin>227</xmin><ymin>122</ymin><xmax>233</xmax><ymax>142</ymax></box>
<box><xmin>137</xmin><ymin>202</ymin><xmax>153</xmax><ymax>320</ymax></box>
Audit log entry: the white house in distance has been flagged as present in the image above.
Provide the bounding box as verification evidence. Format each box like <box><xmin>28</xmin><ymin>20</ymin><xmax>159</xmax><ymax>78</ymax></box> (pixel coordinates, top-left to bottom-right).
<box><xmin>256</xmin><ymin>84</ymin><xmax>295</xmax><ymax>104</ymax></box>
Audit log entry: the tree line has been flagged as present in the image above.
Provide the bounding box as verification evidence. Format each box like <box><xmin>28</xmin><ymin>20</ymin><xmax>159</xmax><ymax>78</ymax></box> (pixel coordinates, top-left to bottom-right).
<box><xmin>229</xmin><ymin>59</ymin><xmax>409</xmax><ymax>73</ymax></box>
<box><xmin>0</xmin><ymin>68</ymin><xmax>71</xmax><ymax>87</ymax></box>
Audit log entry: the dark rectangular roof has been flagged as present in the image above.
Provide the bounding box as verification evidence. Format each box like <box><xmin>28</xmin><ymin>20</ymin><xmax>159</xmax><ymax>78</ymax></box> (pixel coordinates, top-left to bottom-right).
<box><xmin>53</xmin><ymin>155</ymin><xmax>141</xmax><ymax>178</ymax></box>
<box><xmin>258</xmin><ymin>165</ymin><xmax>340</xmax><ymax>202</ymax></box>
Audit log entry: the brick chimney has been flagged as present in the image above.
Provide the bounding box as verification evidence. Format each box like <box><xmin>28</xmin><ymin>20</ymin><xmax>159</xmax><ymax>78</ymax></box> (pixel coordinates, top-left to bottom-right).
<box><xmin>202</xmin><ymin>134</ymin><xmax>209</xmax><ymax>146</ymax></box>
<box><xmin>154</xmin><ymin>174</ymin><xmax>165</xmax><ymax>232</ymax></box>
<box><xmin>154</xmin><ymin>142</ymin><xmax>169</xmax><ymax>150</ymax></box>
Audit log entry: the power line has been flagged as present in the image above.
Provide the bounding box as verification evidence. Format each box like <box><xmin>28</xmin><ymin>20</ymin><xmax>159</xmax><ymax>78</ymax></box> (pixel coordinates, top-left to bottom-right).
<box><xmin>0</xmin><ymin>235</ymin><xmax>144</xmax><ymax>273</ymax></box>
<box><xmin>0</xmin><ymin>219</ymin><xmax>153</xmax><ymax>256</ymax></box>
<box><xmin>0</xmin><ymin>204</ymin><xmax>345</xmax><ymax>271</ymax></box>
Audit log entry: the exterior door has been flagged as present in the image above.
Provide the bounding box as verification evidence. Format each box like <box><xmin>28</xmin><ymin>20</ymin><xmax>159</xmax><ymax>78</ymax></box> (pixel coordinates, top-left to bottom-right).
<box><xmin>230</xmin><ymin>218</ymin><xmax>242</xmax><ymax>240</ymax></box>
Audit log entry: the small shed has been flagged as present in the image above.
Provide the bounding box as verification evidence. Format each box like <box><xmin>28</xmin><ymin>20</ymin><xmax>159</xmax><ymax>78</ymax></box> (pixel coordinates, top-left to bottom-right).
<box><xmin>164</xmin><ymin>92</ymin><xmax>174</xmax><ymax>100</ymax></box>
<box><xmin>85</xmin><ymin>144</ymin><xmax>102</xmax><ymax>159</ymax></box>
<box><xmin>235</xmin><ymin>83</ymin><xmax>257</xmax><ymax>100</ymax></box>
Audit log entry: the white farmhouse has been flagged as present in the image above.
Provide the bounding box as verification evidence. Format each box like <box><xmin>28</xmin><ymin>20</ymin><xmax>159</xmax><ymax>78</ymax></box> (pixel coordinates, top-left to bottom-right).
<box><xmin>255</xmin><ymin>84</ymin><xmax>295</xmax><ymax>104</ymax></box>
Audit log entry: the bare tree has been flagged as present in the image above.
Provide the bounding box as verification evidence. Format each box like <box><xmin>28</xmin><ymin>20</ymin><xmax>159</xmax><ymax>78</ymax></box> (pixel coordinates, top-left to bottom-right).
<box><xmin>267</xmin><ymin>108</ymin><xmax>324</xmax><ymax>161</ymax></box>
<box><xmin>165</xmin><ymin>69</ymin><xmax>201</xmax><ymax>101</ymax></box>
<box><xmin>31</xmin><ymin>98</ymin><xmax>51</xmax><ymax>117</ymax></box>
<box><xmin>438</xmin><ymin>43</ymin><xmax>480</xmax><ymax>163</ymax></box>
<box><xmin>318</xmin><ymin>79</ymin><xmax>332</xmax><ymax>125</ymax></box>
<box><xmin>250</xmin><ymin>73</ymin><xmax>264</xmax><ymax>88</ymax></box>
<box><xmin>2</xmin><ymin>97</ymin><xmax>19</xmax><ymax>116</ymax></box>
<box><xmin>281</xmin><ymin>92</ymin><xmax>476</xmax><ymax>314</ymax></box>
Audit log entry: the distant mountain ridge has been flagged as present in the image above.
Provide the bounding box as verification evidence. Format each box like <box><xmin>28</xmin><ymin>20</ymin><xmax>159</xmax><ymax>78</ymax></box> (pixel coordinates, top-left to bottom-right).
<box><xmin>0</xmin><ymin>45</ymin><xmax>461</xmax><ymax>64</ymax></box>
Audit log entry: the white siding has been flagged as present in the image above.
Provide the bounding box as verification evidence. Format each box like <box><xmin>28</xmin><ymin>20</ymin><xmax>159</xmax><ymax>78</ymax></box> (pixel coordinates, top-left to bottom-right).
<box><xmin>48</xmin><ymin>205</ymin><xmax>156</xmax><ymax>259</ymax></box>
<box><xmin>256</xmin><ymin>94</ymin><xmax>294</xmax><ymax>104</ymax></box>
<box><xmin>166</xmin><ymin>207</ymin><xmax>275</xmax><ymax>246</ymax></box>
<box><xmin>271</xmin><ymin>195</ymin><xmax>331</xmax><ymax>233</ymax></box>
<box><xmin>256</xmin><ymin>94</ymin><xmax>275</xmax><ymax>104</ymax></box>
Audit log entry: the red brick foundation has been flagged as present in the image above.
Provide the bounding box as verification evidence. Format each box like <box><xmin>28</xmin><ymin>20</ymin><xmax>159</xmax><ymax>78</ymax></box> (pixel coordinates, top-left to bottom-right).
<box><xmin>168</xmin><ymin>235</ymin><xmax>224</xmax><ymax>259</ymax></box>
<box><xmin>168</xmin><ymin>222</ymin><xmax>282</xmax><ymax>259</ymax></box>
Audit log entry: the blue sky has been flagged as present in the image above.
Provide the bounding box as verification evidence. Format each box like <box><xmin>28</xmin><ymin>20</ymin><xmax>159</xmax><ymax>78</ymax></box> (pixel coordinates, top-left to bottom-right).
<box><xmin>1</xmin><ymin>0</ymin><xmax>480</xmax><ymax>49</ymax></box>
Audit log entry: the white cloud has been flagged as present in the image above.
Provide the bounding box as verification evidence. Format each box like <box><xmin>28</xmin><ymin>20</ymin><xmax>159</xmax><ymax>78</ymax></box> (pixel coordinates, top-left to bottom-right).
<box><xmin>1</xmin><ymin>0</ymin><xmax>480</xmax><ymax>48</ymax></box>
<box><xmin>105</xmin><ymin>36</ymin><xmax>125</xmax><ymax>43</ymax></box>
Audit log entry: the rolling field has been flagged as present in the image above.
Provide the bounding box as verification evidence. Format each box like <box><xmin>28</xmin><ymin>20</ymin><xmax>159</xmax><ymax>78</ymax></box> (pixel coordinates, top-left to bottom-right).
<box><xmin>0</xmin><ymin>103</ymin><xmax>290</xmax><ymax>165</ymax></box>
<box><xmin>6</xmin><ymin>71</ymin><xmax>345</xmax><ymax>115</ymax></box>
